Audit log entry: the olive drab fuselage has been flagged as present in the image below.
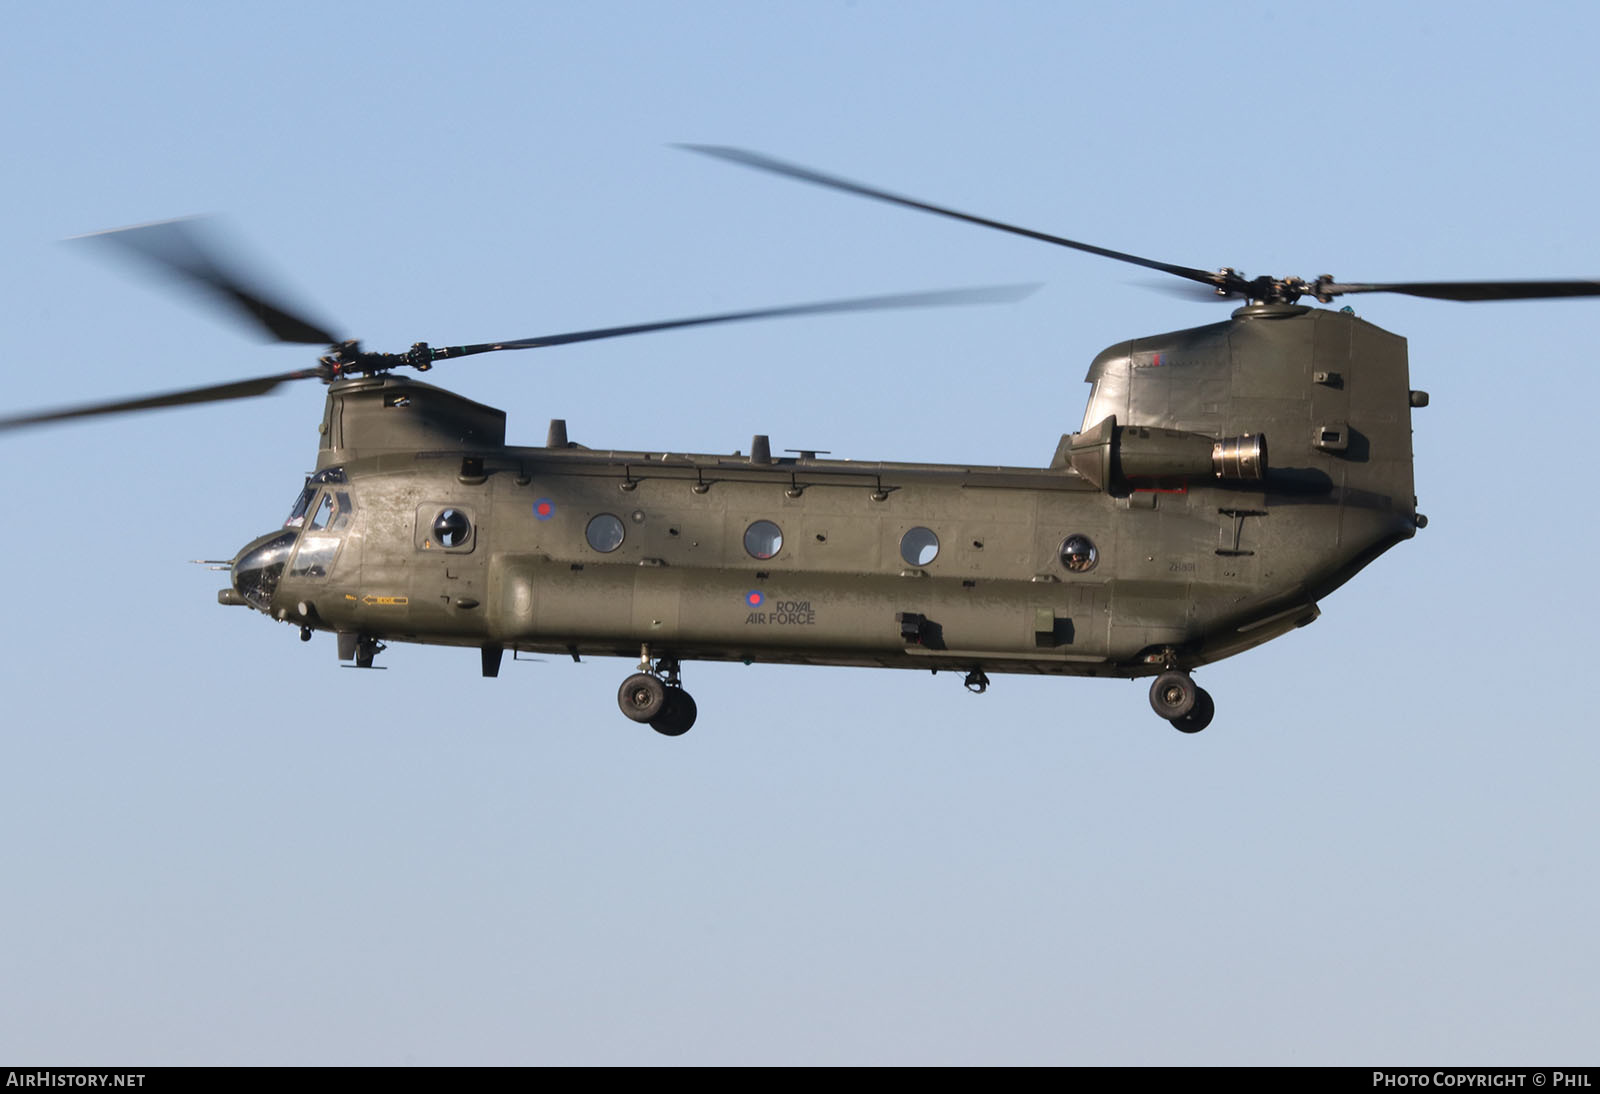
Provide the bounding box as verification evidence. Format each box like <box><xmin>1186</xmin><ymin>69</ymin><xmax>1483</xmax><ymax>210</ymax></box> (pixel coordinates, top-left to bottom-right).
<box><xmin>237</xmin><ymin>303</ymin><xmax>1423</xmax><ymax>684</ymax></box>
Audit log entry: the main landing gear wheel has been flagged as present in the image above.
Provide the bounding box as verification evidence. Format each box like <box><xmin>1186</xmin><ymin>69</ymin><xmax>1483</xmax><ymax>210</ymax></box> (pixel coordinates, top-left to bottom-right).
<box><xmin>650</xmin><ymin>687</ymin><xmax>698</xmax><ymax>737</ymax></box>
<box><xmin>1149</xmin><ymin>671</ymin><xmax>1198</xmax><ymax>720</ymax></box>
<box><xmin>620</xmin><ymin>649</ymin><xmax>698</xmax><ymax>735</ymax></box>
<box><xmin>1147</xmin><ymin>671</ymin><xmax>1215</xmax><ymax>733</ymax></box>
<box><xmin>1170</xmin><ymin>687</ymin><xmax>1215</xmax><ymax>734</ymax></box>
<box><xmin>618</xmin><ymin>672</ymin><xmax>666</xmax><ymax>723</ymax></box>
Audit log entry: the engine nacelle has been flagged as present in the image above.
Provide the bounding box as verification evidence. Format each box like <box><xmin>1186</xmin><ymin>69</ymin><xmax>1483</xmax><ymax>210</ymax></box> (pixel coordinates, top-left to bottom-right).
<box><xmin>1064</xmin><ymin>416</ymin><xmax>1266</xmax><ymax>490</ymax></box>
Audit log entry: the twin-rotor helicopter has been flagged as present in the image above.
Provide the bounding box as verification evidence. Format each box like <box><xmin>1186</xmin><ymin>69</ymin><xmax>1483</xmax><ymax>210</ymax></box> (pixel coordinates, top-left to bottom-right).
<box><xmin>7</xmin><ymin>147</ymin><xmax>1597</xmax><ymax>736</ymax></box>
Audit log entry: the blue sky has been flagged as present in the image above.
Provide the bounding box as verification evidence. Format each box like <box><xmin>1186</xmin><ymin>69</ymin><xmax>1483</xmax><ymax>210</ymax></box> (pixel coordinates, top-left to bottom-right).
<box><xmin>2</xmin><ymin>0</ymin><xmax>1596</xmax><ymax>1065</ymax></box>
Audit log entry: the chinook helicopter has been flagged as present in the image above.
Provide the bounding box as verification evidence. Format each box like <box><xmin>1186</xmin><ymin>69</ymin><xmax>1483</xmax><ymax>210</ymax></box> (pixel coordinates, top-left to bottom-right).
<box><xmin>6</xmin><ymin>152</ymin><xmax>1597</xmax><ymax>737</ymax></box>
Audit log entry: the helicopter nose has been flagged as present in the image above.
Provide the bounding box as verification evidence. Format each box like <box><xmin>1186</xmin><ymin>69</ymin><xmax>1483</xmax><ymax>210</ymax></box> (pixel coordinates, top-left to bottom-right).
<box><xmin>229</xmin><ymin>529</ymin><xmax>298</xmax><ymax>613</ymax></box>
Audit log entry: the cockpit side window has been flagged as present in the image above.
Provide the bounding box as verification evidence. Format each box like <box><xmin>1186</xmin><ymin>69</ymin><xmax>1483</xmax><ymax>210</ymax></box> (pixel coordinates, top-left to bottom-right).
<box><xmin>290</xmin><ymin>534</ymin><xmax>341</xmax><ymax>578</ymax></box>
<box><xmin>308</xmin><ymin>493</ymin><xmax>335</xmax><ymax>531</ymax></box>
<box><xmin>285</xmin><ymin>469</ymin><xmax>348</xmax><ymax>529</ymax></box>
<box><xmin>329</xmin><ymin>492</ymin><xmax>354</xmax><ymax>531</ymax></box>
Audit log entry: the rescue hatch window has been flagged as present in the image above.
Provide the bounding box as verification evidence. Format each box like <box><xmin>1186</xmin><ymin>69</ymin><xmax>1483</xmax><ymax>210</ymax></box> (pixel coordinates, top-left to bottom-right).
<box><xmin>744</xmin><ymin>520</ymin><xmax>783</xmax><ymax>560</ymax></box>
<box><xmin>1060</xmin><ymin>534</ymin><xmax>1098</xmax><ymax>573</ymax></box>
<box><xmin>433</xmin><ymin>509</ymin><xmax>472</xmax><ymax>548</ymax></box>
<box><xmin>586</xmin><ymin>513</ymin><xmax>625</xmax><ymax>553</ymax></box>
<box><xmin>899</xmin><ymin>527</ymin><xmax>940</xmax><ymax>567</ymax></box>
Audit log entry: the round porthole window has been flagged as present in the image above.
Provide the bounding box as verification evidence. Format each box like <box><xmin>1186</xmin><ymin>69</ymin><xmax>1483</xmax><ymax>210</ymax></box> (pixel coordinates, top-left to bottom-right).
<box><xmin>744</xmin><ymin>520</ymin><xmax>783</xmax><ymax>560</ymax></box>
<box><xmin>432</xmin><ymin>508</ymin><xmax>471</xmax><ymax>548</ymax></box>
<box><xmin>899</xmin><ymin>526</ymin><xmax>940</xmax><ymax>567</ymax></box>
<box><xmin>586</xmin><ymin>513</ymin><xmax>625</xmax><ymax>553</ymax></box>
<box><xmin>1060</xmin><ymin>534</ymin><xmax>1098</xmax><ymax>573</ymax></box>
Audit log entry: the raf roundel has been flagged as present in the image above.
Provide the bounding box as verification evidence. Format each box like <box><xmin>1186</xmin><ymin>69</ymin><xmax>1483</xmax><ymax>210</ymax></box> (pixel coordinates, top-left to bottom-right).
<box><xmin>746</xmin><ymin>590</ymin><xmax>764</xmax><ymax>608</ymax></box>
<box><xmin>533</xmin><ymin>498</ymin><xmax>555</xmax><ymax>520</ymax></box>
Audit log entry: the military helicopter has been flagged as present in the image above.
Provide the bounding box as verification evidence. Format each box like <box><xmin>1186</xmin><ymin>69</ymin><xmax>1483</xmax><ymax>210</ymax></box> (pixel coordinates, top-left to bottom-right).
<box><xmin>6</xmin><ymin>151</ymin><xmax>1597</xmax><ymax>737</ymax></box>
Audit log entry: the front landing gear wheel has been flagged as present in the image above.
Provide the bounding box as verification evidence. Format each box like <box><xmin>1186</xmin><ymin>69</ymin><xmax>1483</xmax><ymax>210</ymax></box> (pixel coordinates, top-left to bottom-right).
<box><xmin>650</xmin><ymin>687</ymin><xmax>698</xmax><ymax>737</ymax></box>
<box><xmin>1149</xmin><ymin>671</ymin><xmax>1198</xmax><ymax>720</ymax></box>
<box><xmin>618</xmin><ymin>673</ymin><xmax>666</xmax><ymax>723</ymax></box>
<box><xmin>1170</xmin><ymin>687</ymin><xmax>1214</xmax><ymax>733</ymax></box>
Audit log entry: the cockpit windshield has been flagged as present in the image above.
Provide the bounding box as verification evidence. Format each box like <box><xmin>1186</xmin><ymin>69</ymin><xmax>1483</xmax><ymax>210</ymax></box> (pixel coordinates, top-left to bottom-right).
<box><xmin>284</xmin><ymin>481</ymin><xmax>316</xmax><ymax>528</ymax></box>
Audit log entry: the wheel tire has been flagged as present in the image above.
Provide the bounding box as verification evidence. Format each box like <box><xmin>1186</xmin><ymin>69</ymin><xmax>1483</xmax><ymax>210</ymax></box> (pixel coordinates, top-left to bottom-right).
<box><xmin>1149</xmin><ymin>671</ymin><xmax>1197</xmax><ymax>720</ymax></box>
<box><xmin>1170</xmin><ymin>687</ymin><xmax>1214</xmax><ymax>734</ymax></box>
<box><xmin>650</xmin><ymin>687</ymin><xmax>698</xmax><ymax>737</ymax></box>
<box><xmin>618</xmin><ymin>673</ymin><xmax>667</xmax><ymax>723</ymax></box>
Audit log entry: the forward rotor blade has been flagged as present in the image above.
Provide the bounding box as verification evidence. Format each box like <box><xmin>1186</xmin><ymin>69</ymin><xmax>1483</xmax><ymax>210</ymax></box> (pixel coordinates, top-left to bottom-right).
<box><xmin>678</xmin><ymin>145</ymin><xmax>1233</xmax><ymax>293</ymax></box>
<box><xmin>1321</xmin><ymin>279</ymin><xmax>1600</xmax><ymax>303</ymax></box>
<box><xmin>430</xmin><ymin>283</ymin><xmax>1041</xmax><ymax>359</ymax></box>
<box><xmin>0</xmin><ymin>368</ymin><xmax>323</xmax><ymax>432</ymax></box>
<box><xmin>77</xmin><ymin>218</ymin><xmax>341</xmax><ymax>345</ymax></box>
<box><xmin>1134</xmin><ymin>277</ymin><xmax>1246</xmax><ymax>303</ymax></box>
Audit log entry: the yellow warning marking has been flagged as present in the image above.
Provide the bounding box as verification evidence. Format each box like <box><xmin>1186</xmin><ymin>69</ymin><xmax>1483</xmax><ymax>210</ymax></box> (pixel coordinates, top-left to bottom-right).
<box><xmin>360</xmin><ymin>595</ymin><xmax>409</xmax><ymax>606</ymax></box>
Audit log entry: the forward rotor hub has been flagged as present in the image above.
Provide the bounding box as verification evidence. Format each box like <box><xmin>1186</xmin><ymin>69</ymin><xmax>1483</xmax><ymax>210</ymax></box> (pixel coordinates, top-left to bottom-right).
<box><xmin>319</xmin><ymin>341</ymin><xmax>437</xmax><ymax>379</ymax></box>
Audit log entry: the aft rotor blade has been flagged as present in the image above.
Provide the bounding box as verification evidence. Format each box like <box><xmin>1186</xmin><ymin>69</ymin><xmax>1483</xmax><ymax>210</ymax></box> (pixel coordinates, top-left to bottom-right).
<box><xmin>1320</xmin><ymin>279</ymin><xmax>1600</xmax><ymax>302</ymax></box>
<box><xmin>77</xmin><ymin>218</ymin><xmax>341</xmax><ymax>345</ymax></box>
<box><xmin>678</xmin><ymin>145</ymin><xmax>1235</xmax><ymax>293</ymax></box>
<box><xmin>0</xmin><ymin>368</ymin><xmax>323</xmax><ymax>432</ymax></box>
<box><xmin>430</xmin><ymin>284</ymin><xmax>1041</xmax><ymax>359</ymax></box>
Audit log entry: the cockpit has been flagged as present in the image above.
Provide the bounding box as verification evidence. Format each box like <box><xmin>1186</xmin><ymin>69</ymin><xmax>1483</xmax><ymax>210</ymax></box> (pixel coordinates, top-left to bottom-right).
<box><xmin>231</xmin><ymin>467</ymin><xmax>356</xmax><ymax>613</ymax></box>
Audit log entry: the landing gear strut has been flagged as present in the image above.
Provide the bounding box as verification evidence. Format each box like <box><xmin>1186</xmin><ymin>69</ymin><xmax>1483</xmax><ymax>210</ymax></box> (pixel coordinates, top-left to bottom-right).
<box><xmin>617</xmin><ymin>646</ymin><xmax>698</xmax><ymax>736</ymax></box>
<box><xmin>355</xmin><ymin>635</ymin><xmax>386</xmax><ymax>670</ymax></box>
<box><xmin>1148</xmin><ymin>669</ymin><xmax>1215</xmax><ymax>733</ymax></box>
